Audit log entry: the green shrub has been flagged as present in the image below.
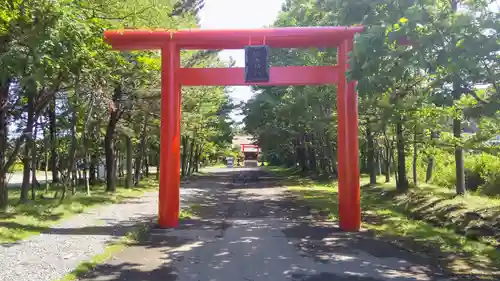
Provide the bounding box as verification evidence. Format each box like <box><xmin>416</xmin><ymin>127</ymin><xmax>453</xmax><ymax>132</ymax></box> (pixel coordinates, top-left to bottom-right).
<box><xmin>429</xmin><ymin>150</ymin><xmax>456</xmax><ymax>189</ymax></box>
<box><xmin>420</xmin><ymin>150</ymin><xmax>500</xmax><ymax>196</ymax></box>
<box><xmin>10</xmin><ymin>161</ymin><xmax>24</xmax><ymax>172</ymax></box>
<box><xmin>464</xmin><ymin>168</ymin><xmax>484</xmax><ymax>192</ymax></box>
<box><xmin>466</xmin><ymin>153</ymin><xmax>500</xmax><ymax>195</ymax></box>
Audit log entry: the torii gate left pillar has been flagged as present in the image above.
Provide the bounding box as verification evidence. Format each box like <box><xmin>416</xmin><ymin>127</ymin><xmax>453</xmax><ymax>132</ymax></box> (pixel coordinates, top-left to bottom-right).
<box><xmin>104</xmin><ymin>26</ymin><xmax>363</xmax><ymax>231</ymax></box>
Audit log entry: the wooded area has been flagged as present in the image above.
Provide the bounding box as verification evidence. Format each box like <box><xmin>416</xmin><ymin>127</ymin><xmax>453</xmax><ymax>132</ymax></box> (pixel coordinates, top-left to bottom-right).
<box><xmin>245</xmin><ymin>0</ymin><xmax>499</xmax><ymax>196</ymax></box>
<box><xmin>0</xmin><ymin>0</ymin><xmax>234</xmax><ymax>211</ymax></box>
<box><xmin>1</xmin><ymin>0</ymin><xmax>500</xmax><ymax>275</ymax></box>
<box><xmin>1</xmin><ymin>0</ymin><xmax>500</xmax><ymax>246</ymax></box>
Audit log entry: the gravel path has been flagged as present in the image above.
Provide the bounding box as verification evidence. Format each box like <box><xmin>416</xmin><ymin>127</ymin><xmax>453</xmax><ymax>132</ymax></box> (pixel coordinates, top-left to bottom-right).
<box><xmin>0</xmin><ymin>187</ymin><xmax>199</xmax><ymax>281</ymax></box>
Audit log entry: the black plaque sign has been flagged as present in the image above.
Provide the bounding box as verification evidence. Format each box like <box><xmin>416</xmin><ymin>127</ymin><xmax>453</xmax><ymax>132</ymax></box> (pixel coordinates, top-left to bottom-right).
<box><xmin>244</xmin><ymin>45</ymin><xmax>270</xmax><ymax>83</ymax></box>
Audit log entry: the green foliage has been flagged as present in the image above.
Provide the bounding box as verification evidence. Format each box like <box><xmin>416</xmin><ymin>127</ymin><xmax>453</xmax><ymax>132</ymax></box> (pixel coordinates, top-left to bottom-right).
<box><xmin>0</xmin><ymin>0</ymin><xmax>232</xmax><ymax>207</ymax></box>
<box><xmin>464</xmin><ymin>153</ymin><xmax>500</xmax><ymax>194</ymax></box>
<box><xmin>245</xmin><ymin>0</ymin><xmax>499</xmax><ymax>195</ymax></box>
<box><xmin>9</xmin><ymin>161</ymin><xmax>23</xmax><ymax>172</ymax></box>
<box><xmin>427</xmin><ymin>150</ymin><xmax>457</xmax><ymax>189</ymax></box>
<box><xmin>411</xmin><ymin>149</ymin><xmax>500</xmax><ymax>196</ymax></box>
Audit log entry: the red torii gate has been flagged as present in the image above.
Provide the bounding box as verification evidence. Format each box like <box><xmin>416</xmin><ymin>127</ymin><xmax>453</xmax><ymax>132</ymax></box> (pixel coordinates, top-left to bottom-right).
<box><xmin>240</xmin><ymin>144</ymin><xmax>260</xmax><ymax>153</ymax></box>
<box><xmin>104</xmin><ymin>26</ymin><xmax>363</xmax><ymax>231</ymax></box>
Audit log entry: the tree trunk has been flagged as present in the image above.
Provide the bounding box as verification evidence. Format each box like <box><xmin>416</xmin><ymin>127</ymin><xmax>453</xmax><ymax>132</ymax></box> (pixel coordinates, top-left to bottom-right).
<box><xmin>308</xmin><ymin>143</ymin><xmax>317</xmax><ymax>172</ymax></box>
<box><xmin>382</xmin><ymin>129</ymin><xmax>391</xmax><ymax>183</ymax></box>
<box><xmin>454</xmin><ymin>118</ymin><xmax>466</xmax><ymax>195</ymax></box>
<box><xmin>90</xmin><ymin>152</ymin><xmax>97</xmax><ymax>185</ymax></box>
<box><xmin>0</xmin><ymin>176</ymin><xmax>6</xmax><ymax>211</ymax></box>
<box><xmin>134</xmin><ymin>114</ymin><xmax>148</xmax><ymax>185</ymax></box>
<box><xmin>115</xmin><ymin>146</ymin><xmax>120</xmax><ymax>185</ymax></box>
<box><xmin>20</xmin><ymin>93</ymin><xmax>35</xmax><ymax>203</ymax></box>
<box><xmin>125</xmin><ymin>136</ymin><xmax>133</xmax><ymax>188</ymax></box>
<box><xmin>192</xmin><ymin>144</ymin><xmax>200</xmax><ymax>173</ymax></box>
<box><xmin>318</xmin><ymin>137</ymin><xmax>328</xmax><ymax>174</ymax></box>
<box><xmin>81</xmin><ymin>93</ymin><xmax>95</xmax><ymax>195</ymax></box>
<box><xmin>105</xmin><ymin>88</ymin><xmax>121</xmax><ymax>192</ymax></box>
<box><xmin>426</xmin><ymin>156</ymin><xmax>434</xmax><ymax>183</ymax></box>
<box><xmin>395</xmin><ymin>121</ymin><xmax>408</xmax><ymax>191</ymax></box>
<box><xmin>384</xmin><ymin>146</ymin><xmax>391</xmax><ymax>183</ymax></box>
<box><xmin>144</xmin><ymin>153</ymin><xmax>150</xmax><ymax>177</ymax></box>
<box><xmin>181</xmin><ymin>136</ymin><xmax>188</xmax><ymax>177</ymax></box>
<box><xmin>31</xmin><ymin>119</ymin><xmax>39</xmax><ymax>200</ymax></box>
<box><xmin>302</xmin><ymin>136</ymin><xmax>310</xmax><ymax>171</ymax></box>
<box><xmin>83</xmin><ymin>153</ymin><xmax>90</xmax><ymax>195</ymax></box>
<box><xmin>366</xmin><ymin>124</ymin><xmax>376</xmax><ymax>185</ymax></box>
<box><xmin>43</xmin><ymin>121</ymin><xmax>49</xmax><ymax>192</ymax></box>
<box><xmin>91</xmin><ymin>118</ymin><xmax>100</xmax><ymax>185</ymax></box>
<box><xmin>330</xmin><ymin>148</ymin><xmax>338</xmax><ymax>177</ymax></box>
<box><xmin>450</xmin><ymin>1</ymin><xmax>465</xmax><ymax>195</ymax></box>
<box><xmin>116</xmin><ymin>149</ymin><xmax>122</xmax><ymax>178</ymax></box>
<box><xmin>412</xmin><ymin>128</ymin><xmax>418</xmax><ymax>187</ymax></box>
<box><xmin>195</xmin><ymin>145</ymin><xmax>203</xmax><ymax>173</ymax></box>
<box><xmin>120</xmin><ymin>148</ymin><xmax>125</xmax><ymax>178</ymax></box>
<box><xmin>68</xmin><ymin>103</ymin><xmax>78</xmax><ymax>196</ymax></box>
<box><xmin>49</xmin><ymin>97</ymin><xmax>59</xmax><ymax>183</ymax></box>
<box><xmin>297</xmin><ymin>138</ymin><xmax>307</xmax><ymax>172</ymax></box>
<box><xmin>425</xmin><ymin>131</ymin><xmax>438</xmax><ymax>183</ymax></box>
<box><xmin>188</xmin><ymin>138</ymin><xmax>196</xmax><ymax>176</ymax></box>
<box><xmin>105</xmin><ymin>123</ymin><xmax>118</xmax><ymax>192</ymax></box>
<box><xmin>392</xmin><ymin>148</ymin><xmax>398</xmax><ymax>184</ymax></box>
<box><xmin>0</xmin><ymin>80</ymin><xmax>9</xmax><ymax>210</ymax></box>
<box><xmin>81</xmin><ymin>123</ymin><xmax>91</xmax><ymax>195</ymax></box>
<box><xmin>376</xmin><ymin>151</ymin><xmax>382</xmax><ymax>175</ymax></box>
<box><xmin>154</xmin><ymin>152</ymin><xmax>158</xmax><ymax>180</ymax></box>
<box><xmin>325</xmin><ymin>133</ymin><xmax>336</xmax><ymax>176</ymax></box>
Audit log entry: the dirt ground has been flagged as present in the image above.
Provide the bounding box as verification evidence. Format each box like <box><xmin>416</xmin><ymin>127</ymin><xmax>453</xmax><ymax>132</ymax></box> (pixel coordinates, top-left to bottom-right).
<box><xmin>78</xmin><ymin>168</ymin><xmax>459</xmax><ymax>281</ymax></box>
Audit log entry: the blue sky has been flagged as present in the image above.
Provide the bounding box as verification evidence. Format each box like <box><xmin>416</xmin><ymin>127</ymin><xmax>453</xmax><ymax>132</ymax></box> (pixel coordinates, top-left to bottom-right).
<box><xmin>198</xmin><ymin>0</ymin><xmax>285</xmax><ymax>122</ymax></box>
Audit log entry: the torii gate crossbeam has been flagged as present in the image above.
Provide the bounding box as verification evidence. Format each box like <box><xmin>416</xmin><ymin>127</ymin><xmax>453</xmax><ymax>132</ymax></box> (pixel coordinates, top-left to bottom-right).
<box><xmin>104</xmin><ymin>26</ymin><xmax>362</xmax><ymax>231</ymax></box>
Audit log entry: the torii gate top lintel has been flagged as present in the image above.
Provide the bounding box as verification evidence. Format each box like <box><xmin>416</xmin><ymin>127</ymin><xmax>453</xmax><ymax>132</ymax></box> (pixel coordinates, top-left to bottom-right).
<box><xmin>104</xmin><ymin>26</ymin><xmax>364</xmax><ymax>50</ymax></box>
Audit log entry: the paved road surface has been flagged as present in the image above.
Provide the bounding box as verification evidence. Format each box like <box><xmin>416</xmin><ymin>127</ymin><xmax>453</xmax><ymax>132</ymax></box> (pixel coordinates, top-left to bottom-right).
<box><xmin>79</xmin><ymin>168</ymin><xmax>453</xmax><ymax>281</ymax></box>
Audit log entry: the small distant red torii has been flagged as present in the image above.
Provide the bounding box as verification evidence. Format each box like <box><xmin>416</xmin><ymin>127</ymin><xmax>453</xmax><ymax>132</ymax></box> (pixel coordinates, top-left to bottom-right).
<box><xmin>240</xmin><ymin>144</ymin><xmax>260</xmax><ymax>153</ymax></box>
<box><xmin>104</xmin><ymin>26</ymin><xmax>363</xmax><ymax>232</ymax></box>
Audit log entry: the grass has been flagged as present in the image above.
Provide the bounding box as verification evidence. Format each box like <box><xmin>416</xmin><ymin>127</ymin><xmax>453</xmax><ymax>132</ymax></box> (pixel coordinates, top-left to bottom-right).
<box><xmin>368</xmin><ymin>180</ymin><xmax>500</xmax><ymax>246</ymax></box>
<box><xmin>0</xmin><ymin>177</ymin><xmax>159</xmax><ymax>244</ymax></box>
<box><xmin>179</xmin><ymin>208</ymin><xmax>197</xmax><ymax>220</ymax></box>
<box><xmin>266</xmin><ymin>167</ymin><xmax>500</xmax><ymax>279</ymax></box>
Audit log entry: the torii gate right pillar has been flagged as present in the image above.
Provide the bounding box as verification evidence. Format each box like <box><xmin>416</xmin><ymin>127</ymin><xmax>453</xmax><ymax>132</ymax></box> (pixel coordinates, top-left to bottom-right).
<box><xmin>337</xmin><ymin>39</ymin><xmax>360</xmax><ymax>231</ymax></box>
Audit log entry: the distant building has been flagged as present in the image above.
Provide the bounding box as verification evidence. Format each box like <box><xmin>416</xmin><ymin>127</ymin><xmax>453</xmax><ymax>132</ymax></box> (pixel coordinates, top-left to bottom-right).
<box><xmin>232</xmin><ymin>135</ymin><xmax>260</xmax><ymax>167</ymax></box>
<box><xmin>232</xmin><ymin>135</ymin><xmax>255</xmax><ymax>148</ymax></box>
